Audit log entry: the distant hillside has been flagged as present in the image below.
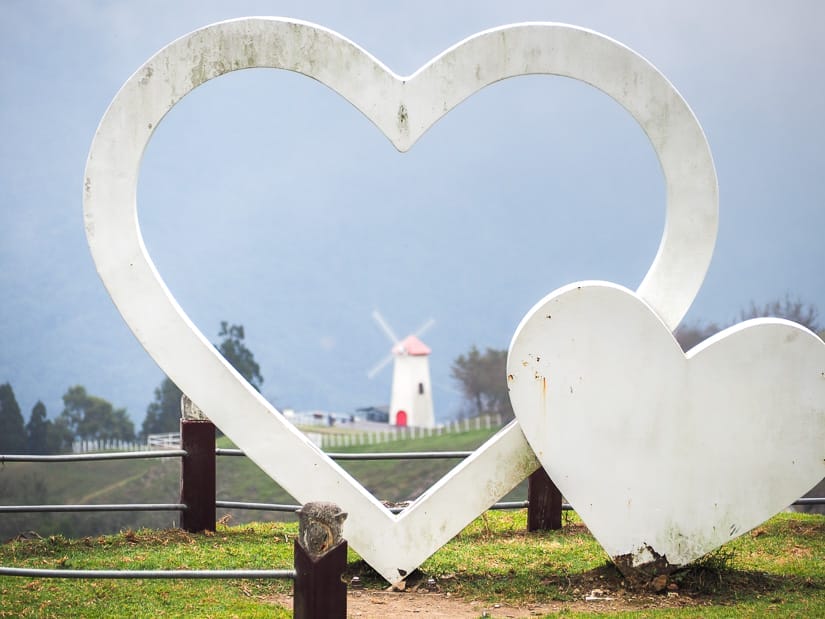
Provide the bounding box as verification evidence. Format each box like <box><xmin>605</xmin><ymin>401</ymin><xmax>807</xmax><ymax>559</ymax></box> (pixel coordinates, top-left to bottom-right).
<box><xmin>0</xmin><ymin>427</ymin><xmax>527</xmax><ymax>540</ymax></box>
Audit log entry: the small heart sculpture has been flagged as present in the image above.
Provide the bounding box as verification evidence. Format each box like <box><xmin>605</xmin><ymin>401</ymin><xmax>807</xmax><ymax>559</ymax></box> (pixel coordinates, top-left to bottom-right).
<box><xmin>83</xmin><ymin>19</ymin><xmax>718</xmax><ymax>583</ymax></box>
<box><xmin>508</xmin><ymin>281</ymin><xmax>825</xmax><ymax>574</ymax></box>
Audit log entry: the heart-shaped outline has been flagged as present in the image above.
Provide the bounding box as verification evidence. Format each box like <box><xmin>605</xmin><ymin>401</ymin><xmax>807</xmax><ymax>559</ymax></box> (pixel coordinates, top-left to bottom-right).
<box><xmin>83</xmin><ymin>18</ymin><xmax>718</xmax><ymax>583</ymax></box>
<box><xmin>507</xmin><ymin>281</ymin><xmax>825</xmax><ymax>570</ymax></box>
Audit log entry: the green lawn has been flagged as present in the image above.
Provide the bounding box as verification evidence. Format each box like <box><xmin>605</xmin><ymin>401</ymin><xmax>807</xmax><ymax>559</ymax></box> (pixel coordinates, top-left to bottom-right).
<box><xmin>0</xmin><ymin>427</ymin><xmax>509</xmax><ymax>539</ymax></box>
<box><xmin>1</xmin><ymin>510</ymin><xmax>822</xmax><ymax>618</ymax></box>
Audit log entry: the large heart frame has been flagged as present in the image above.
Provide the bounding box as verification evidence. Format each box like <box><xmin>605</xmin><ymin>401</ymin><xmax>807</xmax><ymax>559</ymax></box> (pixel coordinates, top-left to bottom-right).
<box><xmin>83</xmin><ymin>18</ymin><xmax>718</xmax><ymax>583</ymax></box>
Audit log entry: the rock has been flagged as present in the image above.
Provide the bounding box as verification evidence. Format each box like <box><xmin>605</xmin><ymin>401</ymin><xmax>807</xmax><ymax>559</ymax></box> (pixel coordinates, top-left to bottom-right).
<box><xmin>296</xmin><ymin>502</ymin><xmax>347</xmax><ymax>557</ymax></box>
<box><xmin>650</xmin><ymin>574</ymin><xmax>669</xmax><ymax>593</ymax></box>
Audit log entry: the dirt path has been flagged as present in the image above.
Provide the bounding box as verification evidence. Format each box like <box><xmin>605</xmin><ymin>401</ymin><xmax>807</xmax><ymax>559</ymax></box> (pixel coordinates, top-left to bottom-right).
<box><xmin>271</xmin><ymin>590</ymin><xmax>550</xmax><ymax>618</ymax></box>
<box><xmin>76</xmin><ymin>472</ymin><xmax>145</xmax><ymax>503</ymax></box>
<box><xmin>271</xmin><ymin>587</ymin><xmax>703</xmax><ymax>618</ymax></box>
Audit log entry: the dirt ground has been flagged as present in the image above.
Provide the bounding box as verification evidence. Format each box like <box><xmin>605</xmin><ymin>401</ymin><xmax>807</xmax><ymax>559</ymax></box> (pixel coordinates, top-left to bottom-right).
<box><xmin>271</xmin><ymin>577</ymin><xmax>714</xmax><ymax>618</ymax></box>
<box><xmin>267</xmin><ymin>524</ymin><xmax>801</xmax><ymax>617</ymax></box>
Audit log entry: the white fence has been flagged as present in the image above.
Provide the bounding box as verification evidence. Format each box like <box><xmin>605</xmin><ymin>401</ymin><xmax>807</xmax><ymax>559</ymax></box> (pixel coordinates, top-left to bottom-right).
<box><xmin>311</xmin><ymin>414</ymin><xmax>504</xmax><ymax>449</ymax></box>
<box><xmin>71</xmin><ymin>438</ymin><xmax>144</xmax><ymax>453</ymax></box>
<box><xmin>72</xmin><ymin>415</ymin><xmax>505</xmax><ymax>453</ymax></box>
<box><xmin>147</xmin><ymin>432</ymin><xmax>182</xmax><ymax>449</ymax></box>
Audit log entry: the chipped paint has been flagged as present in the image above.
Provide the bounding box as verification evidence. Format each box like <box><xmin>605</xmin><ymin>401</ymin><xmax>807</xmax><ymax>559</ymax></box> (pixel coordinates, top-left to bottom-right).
<box><xmin>612</xmin><ymin>544</ymin><xmax>675</xmax><ymax>583</ymax></box>
<box><xmin>138</xmin><ymin>66</ymin><xmax>153</xmax><ymax>85</ymax></box>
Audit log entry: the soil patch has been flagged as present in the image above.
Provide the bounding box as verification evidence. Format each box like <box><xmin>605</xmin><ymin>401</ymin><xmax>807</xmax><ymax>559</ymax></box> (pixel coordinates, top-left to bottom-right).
<box><xmin>267</xmin><ymin>556</ymin><xmax>800</xmax><ymax>617</ymax></box>
<box><xmin>270</xmin><ymin>587</ymin><xmax>708</xmax><ymax>618</ymax></box>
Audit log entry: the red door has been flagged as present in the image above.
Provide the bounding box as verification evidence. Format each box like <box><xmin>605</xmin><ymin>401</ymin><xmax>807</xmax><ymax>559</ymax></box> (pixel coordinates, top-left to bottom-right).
<box><xmin>396</xmin><ymin>410</ymin><xmax>407</xmax><ymax>427</ymax></box>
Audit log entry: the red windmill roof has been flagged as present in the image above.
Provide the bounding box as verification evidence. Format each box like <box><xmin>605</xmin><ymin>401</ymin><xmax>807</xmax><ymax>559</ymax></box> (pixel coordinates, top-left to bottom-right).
<box><xmin>393</xmin><ymin>335</ymin><xmax>431</xmax><ymax>356</ymax></box>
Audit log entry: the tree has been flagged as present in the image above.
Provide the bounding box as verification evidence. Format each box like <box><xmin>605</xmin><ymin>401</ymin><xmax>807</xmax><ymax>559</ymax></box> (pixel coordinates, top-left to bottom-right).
<box><xmin>0</xmin><ymin>382</ymin><xmax>27</xmax><ymax>453</ymax></box>
<box><xmin>142</xmin><ymin>321</ymin><xmax>264</xmax><ymax>436</ymax></box>
<box><xmin>451</xmin><ymin>346</ymin><xmax>514</xmax><ymax>420</ymax></box>
<box><xmin>46</xmin><ymin>415</ymin><xmax>75</xmax><ymax>453</ymax></box>
<box><xmin>738</xmin><ymin>295</ymin><xmax>821</xmax><ymax>333</ymax></box>
<box><xmin>674</xmin><ymin>321</ymin><xmax>721</xmax><ymax>351</ymax></box>
<box><xmin>141</xmin><ymin>377</ymin><xmax>182</xmax><ymax>438</ymax></box>
<box><xmin>26</xmin><ymin>401</ymin><xmax>51</xmax><ymax>454</ymax></box>
<box><xmin>676</xmin><ymin>295</ymin><xmax>823</xmax><ymax>352</ymax></box>
<box><xmin>59</xmin><ymin>386</ymin><xmax>135</xmax><ymax>443</ymax></box>
<box><xmin>216</xmin><ymin>321</ymin><xmax>263</xmax><ymax>391</ymax></box>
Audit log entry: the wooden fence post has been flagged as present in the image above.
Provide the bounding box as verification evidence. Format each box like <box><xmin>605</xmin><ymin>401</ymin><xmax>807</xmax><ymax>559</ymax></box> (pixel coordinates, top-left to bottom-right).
<box><xmin>294</xmin><ymin>502</ymin><xmax>348</xmax><ymax>618</ymax></box>
<box><xmin>527</xmin><ymin>466</ymin><xmax>562</xmax><ymax>531</ymax></box>
<box><xmin>180</xmin><ymin>419</ymin><xmax>216</xmax><ymax>533</ymax></box>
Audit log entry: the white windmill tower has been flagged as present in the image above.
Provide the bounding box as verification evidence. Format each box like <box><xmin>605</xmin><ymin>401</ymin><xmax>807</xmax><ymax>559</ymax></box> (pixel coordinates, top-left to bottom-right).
<box><xmin>367</xmin><ymin>311</ymin><xmax>436</xmax><ymax>428</ymax></box>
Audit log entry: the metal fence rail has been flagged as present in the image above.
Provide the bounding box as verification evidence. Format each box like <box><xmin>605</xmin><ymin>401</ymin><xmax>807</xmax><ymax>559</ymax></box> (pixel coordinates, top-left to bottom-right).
<box><xmin>214</xmin><ymin>499</ymin><xmax>546</xmax><ymax>514</ymax></box>
<box><xmin>216</xmin><ymin>501</ymin><xmax>301</xmax><ymax>512</ymax></box>
<box><xmin>0</xmin><ymin>504</ymin><xmax>186</xmax><ymax>513</ymax></box>
<box><xmin>1</xmin><ymin>450</ymin><xmax>186</xmax><ymax>463</ymax></box>
<box><xmin>216</xmin><ymin>448</ymin><xmax>473</xmax><ymax>460</ymax></box>
<box><xmin>0</xmin><ymin>566</ymin><xmax>295</xmax><ymax>579</ymax></box>
<box><xmin>2</xmin><ymin>430</ymin><xmax>823</xmax><ymax>525</ymax></box>
<box><xmin>793</xmin><ymin>497</ymin><xmax>825</xmax><ymax>505</ymax></box>
<box><xmin>332</xmin><ymin>450</ymin><xmax>472</xmax><ymax>460</ymax></box>
<box><xmin>6</xmin><ymin>448</ymin><xmax>473</xmax><ymax>463</ymax></box>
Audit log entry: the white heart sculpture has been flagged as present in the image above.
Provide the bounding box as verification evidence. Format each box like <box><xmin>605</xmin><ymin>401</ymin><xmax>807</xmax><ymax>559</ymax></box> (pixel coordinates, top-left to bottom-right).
<box><xmin>83</xmin><ymin>18</ymin><xmax>718</xmax><ymax>583</ymax></box>
<box><xmin>508</xmin><ymin>281</ymin><xmax>825</xmax><ymax>574</ymax></box>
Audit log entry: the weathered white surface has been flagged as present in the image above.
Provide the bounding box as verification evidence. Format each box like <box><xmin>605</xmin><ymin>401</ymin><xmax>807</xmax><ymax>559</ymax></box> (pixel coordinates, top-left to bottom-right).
<box><xmin>508</xmin><ymin>282</ymin><xmax>825</xmax><ymax>568</ymax></box>
<box><xmin>180</xmin><ymin>394</ymin><xmax>207</xmax><ymax>421</ymax></box>
<box><xmin>83</xmin><ymin>18</ymin><xmax>717</xmax><ymax>583</ymax></box>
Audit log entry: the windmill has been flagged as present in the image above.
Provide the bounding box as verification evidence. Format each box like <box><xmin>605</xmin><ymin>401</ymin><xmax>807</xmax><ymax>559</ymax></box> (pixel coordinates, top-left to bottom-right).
<box><xmin>367</xmin><ymin>311</ymin><xmax>436</xmax><ymax>428</ymax></box>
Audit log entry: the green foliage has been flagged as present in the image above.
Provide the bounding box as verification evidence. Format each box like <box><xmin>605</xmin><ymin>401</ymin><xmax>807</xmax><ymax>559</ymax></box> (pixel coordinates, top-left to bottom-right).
<box><xmin>25</xmin><ymin>401</ymin><xmax>51</xmax><ymax>454</ymax></box>
<box><xmin>60</xmin><ymin>386</ymin><xmax>135</xmax><ymax>443</ymax></box>
<box><xmin>45</xmin><ymin>415</ymin><xmax>75</xmax><ymax>454</ymax></box>
<box><xmin>451</xmin><ymin>346</ymin><xmax>513</xmax><ymax>419</ymax></box>
<box><xmin>140</xmin><ymin>377</ymin><xmax>182</xmax><ymax>438</ymax></box>
<box><xmin>216</xmin><ymin>321</ymin><xmax>263</xmax><ymax>391</ymax></box>
<box><xmin>0</xmin><ymin>382</ymin><xmax>27</xmax><ymax>453</ymax></box>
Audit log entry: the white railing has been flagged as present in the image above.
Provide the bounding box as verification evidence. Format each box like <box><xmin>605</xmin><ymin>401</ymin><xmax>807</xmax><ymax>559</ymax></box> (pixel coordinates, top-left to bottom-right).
<box><xmin>312</xmin><ymin>413</ymin><xmax>504</xmax><ymax>449</ymax></box>
<box><xmin>76</xmin><ymin>414</ymin><xmax>504</xmax><ymax>454</ymax></box>
<box><xmin>147</xmin><ymin>432</ymin><xmax>182</xmax><ymax>449</ymax></box>
<box><xmin>71</xmin><ymin>439</ymin><xmax>144</xmax><ymax>453</ymax></box>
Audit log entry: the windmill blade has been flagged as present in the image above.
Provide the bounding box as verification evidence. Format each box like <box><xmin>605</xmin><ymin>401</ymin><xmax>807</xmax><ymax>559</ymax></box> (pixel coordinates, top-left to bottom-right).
<box><xmin>372</xmin><ymin>310</ymin><xmax>400</xmax><ymax>344</ymax></box>
<box><xmin>413</xmin><ymin>318</ymin><xmax>436</xmax><ymax>338</ymax></box>
<box><xmin>366</xmin><ymin>353</ymin><xmax>394</xmax><ymax>379</ymax></box>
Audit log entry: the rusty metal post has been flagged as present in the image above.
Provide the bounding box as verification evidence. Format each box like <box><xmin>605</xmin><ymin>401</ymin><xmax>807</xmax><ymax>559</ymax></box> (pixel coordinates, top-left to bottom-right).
<box><xmin>527</xmin><ymin>466</ymin><xmax>562</xmax><ymax>531</ymax></box>
<box><xmin>180</xmin><ymin>419</ymin><xmax>216</xmax><ymax>533</ymax></box>
<box><xmin>293</xmin><ymin>501</ymin><xmax>348</xmax><ymax>618</ymax></box>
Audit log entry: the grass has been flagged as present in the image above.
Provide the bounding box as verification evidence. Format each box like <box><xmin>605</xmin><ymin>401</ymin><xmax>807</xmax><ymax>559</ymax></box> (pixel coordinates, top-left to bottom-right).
<box><xmin>0</xmin><ymin>426</ymin><xmax>509</xmax><ymax>539</ymax></box>
<box><xmin>0</xmin><ymin>525</ymin><xmax>292</xmax><ymax>618</ymax></box>
<box><xmin>216</xmin><ymin>427</ymin><xmax>519</xmax><ymax>519</ymax></box>
<box><xmin>0</xmin><ymin>457</ymin><xmax>182</xmax><ymax>540</ymax></box>
<box><xmin>1</xmin><ymin>510</ymin><xmax>822</xmax><ymax>617</ymax></box>
<box><xmin>2</xmin><ymin>430</ymin><xmax>822</xmax><ymax>615</ymax></box>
